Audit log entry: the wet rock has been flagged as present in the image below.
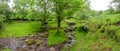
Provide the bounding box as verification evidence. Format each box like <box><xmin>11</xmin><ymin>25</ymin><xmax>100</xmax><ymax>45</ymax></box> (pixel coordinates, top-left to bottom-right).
<box><xmin>30</xmin><ymin>35</ymin><xmax>36</xmax><ymax>39</ymax></box>
<box><xmin>67</xmin><ymin>32</ymin><xmax>74</xmax><ymax>38</ymax></box>
<box><xmin>29</xmin><ymin>45</ymin><xmax>36</xmax><ymax>49</ymax></box>
<box><xmin>50</xmin><ymin>47</ymin><xmax>56</xmax><ymax>51</ymax></box>
<box><xmin>69</xmin><ymin>22</ymin><xmax>75</xmax><ymax>26</ymax></box>
<box><xmin>25</xmin><ymin>39</ymin><xmax>34</xmax><ymax>46</ymax></box>
<box><xmin>21</xmin><ymin>44</ymin><xmax>27</xmax><ymax>48</ymax></box>
<box><xmin>9</xmin><ymin>39</ymin><xmax>19</xmax><ymax>50</ymax></box>
<box><xmin>64</xmin><ymin>44</ymin><xmax>72</xmax><ymax>48</ymax></box>
<box><xmin>36</xmin><ymin>40</ymin><xmax>42</xmax><ymax>46</ymax></box>
<box><xmin>39</xmin><ymin>34</ymin><xmax>47</xmax><ymax>38</ymax></box>
<box><xmin>20</xmin><ymin>38</ymin><xmax>25</xmax><ymax>40</ymax></box>
<box><xmin>64</xmin><ymin>29</ymin><xmax>69</xmax><ymax>32</ymax></box>
<box><xmin>66</xmin><ymin>27</ymin><xmax>74</xmax><ymax>32</ymax></box>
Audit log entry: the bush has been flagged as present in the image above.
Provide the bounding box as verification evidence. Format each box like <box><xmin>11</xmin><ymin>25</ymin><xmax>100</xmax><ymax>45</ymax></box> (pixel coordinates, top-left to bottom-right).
<box><xmin>0</xmin><ymin>14</ymin><xmax>6</xmax><ymax>28</ymax></box>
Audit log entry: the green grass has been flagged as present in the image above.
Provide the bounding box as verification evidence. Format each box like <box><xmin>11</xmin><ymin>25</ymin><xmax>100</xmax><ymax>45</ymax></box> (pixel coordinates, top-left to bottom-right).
<box><xmin>1</xmin><ymin>48</ymin><xmax>12</xmax><ymax>51</ymax></box>
<box><xmin>62</xmin><ymin>14</ymin><xmax>120</xmax><ymax>51</ymax></box>
<box><xmin>47</xmin><ymin>30</ymin><xmax>68</xmax><ymax>46</ymax></box>
<box><xmin>0</xmin><ymin>21</ymin><xmax>41</xmax><ymax>38</ymax></box>
<box><xmin>48</xmin><ymin>20</ymin><xmax>68</xmax><ymax>28</ymax></box>
<box><xmin>67</xmin><ymin>31</ymin><xmax>120</xmax><ymax>51</ymax></box>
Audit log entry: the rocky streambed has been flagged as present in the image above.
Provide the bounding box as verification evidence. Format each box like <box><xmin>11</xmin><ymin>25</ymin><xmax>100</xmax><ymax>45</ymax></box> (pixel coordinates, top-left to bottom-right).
<box><xmin>0</xmin><ymin>32</ymin><xmax>51</xmax><ymax>51</ymax></box>
<box><xmin>0</xmin><ymin>22</ymin><xmax>76</xmax><ymax>51</ymax></box>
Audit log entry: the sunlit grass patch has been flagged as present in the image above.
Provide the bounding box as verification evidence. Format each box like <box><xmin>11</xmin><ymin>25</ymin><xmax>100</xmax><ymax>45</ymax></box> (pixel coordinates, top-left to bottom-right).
<box><xmin>47</xmin><ymin>30</ymin><xmax>67</xmax><ymax>46</ymax></box>
<box><xmin>1</xmin><ymin>48</ymin><xmax>12</xmax><ymax>51</ymax></box>
<box><xmin>48</xmin><ymin>21</ymin><xmax>68</xmax><ymax>28</ymax></box>
<box><xmin>0</xmin><ymin>21</ymin><xmax>41</xmax><ymax>38</ymax></box>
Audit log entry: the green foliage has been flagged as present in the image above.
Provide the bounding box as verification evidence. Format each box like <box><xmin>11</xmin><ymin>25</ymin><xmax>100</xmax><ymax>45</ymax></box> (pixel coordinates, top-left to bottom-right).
<box><xmin>47</xmin><ymin>30</ymin><xmax>67</xmax><ymax>46</ymax></box>
<box><xmin>0</xmin><ymin>21</ymin><xmax>41</xmax><ymax>38</ymax></box>
<box><xmin>12</xmin><ymin>0</ymin><xmax>50</xmax><ymax>20</ymax></box>
<box><xmin>1</xmin><ymin>48</ymin><xmax>12</xmax><ymax>51</ymax></box>
<box><xmin>0</xmin><ymin>2</ymin><xmax>10</xmax><ymax>19</ymax></box>
<box><xmin>48</xmin><ymin>20</ymin><xmax>68</xmax><ymax>28</ymax></box>
<box><xmin>112</xmin><ymin>0</ymin><xmax>120</xmax><ymax>11</ymax></box>
<box><xmin>0</xmin><ymin>14</ymin><xmax>6</xmax><ymax>25</ymax></box>
<box><xmin>53</xmin><ymin>0</ymin><xmax>86</xmax><ymax>19</ymax></box>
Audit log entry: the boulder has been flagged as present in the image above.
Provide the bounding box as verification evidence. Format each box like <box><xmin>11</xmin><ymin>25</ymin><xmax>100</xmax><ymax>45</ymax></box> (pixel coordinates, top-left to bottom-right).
<box><xmin>25</xmin><ymin>39</ymin><xmax>34</xmax><ymax>46</ymax></box>
<box><xmin>36</xmin><ymin>40</ymin><xmax>42</xmax><ymax>46</ymax></box>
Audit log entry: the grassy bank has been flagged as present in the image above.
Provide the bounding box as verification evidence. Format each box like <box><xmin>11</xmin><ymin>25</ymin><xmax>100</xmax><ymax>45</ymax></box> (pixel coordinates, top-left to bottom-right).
<box><xmin>0</xmin><ymin>21</ymin><xmax>41</xmax><ymax>38</ymax></box>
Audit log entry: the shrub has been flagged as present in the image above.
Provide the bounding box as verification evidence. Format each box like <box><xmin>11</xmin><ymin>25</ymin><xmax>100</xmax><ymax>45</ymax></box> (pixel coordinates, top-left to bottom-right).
<box><xmin>0</xmin><ymin>14</ymin><xmax>6</xmax><ymax>28</ymax></box>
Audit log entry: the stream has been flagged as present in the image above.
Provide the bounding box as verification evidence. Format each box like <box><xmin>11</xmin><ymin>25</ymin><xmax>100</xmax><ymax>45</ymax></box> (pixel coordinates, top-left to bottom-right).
<box><xmin>0</xmin><ymin>22</ymin><xmax>76</xmax><ymax>51</ymax></box>
<box><xmin>63</xmin><ymin>22</ymin><xmax>76</xmax><ymax>49</ymax></box>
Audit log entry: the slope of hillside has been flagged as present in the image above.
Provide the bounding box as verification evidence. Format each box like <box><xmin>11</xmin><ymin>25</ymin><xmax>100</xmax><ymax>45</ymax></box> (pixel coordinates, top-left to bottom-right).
<box><xmin>68</xmin><ymin>14</ymin><xmax>120</xmax><ymax>51</ymax></box>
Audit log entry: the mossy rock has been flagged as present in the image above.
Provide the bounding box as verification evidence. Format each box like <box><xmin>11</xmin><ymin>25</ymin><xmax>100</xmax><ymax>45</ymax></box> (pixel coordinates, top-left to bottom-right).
<box><xmin>39</xmin><ymin>34</ymin><xmax>47</xmax><ymax>38</ymax></box>
<box><xmin>30</xmin><ymin>35</ymin><xmax>36</xmax><ymax>39</ymax></box>
<box><xmin>36</xmin><ymin>40</ymin><xmax>42</xmax><ymax>46</ymax></box>
<box><xmin>25</xmin><ymin>39</ymin><xmax>34</xmax><ymax>45</ymax></box>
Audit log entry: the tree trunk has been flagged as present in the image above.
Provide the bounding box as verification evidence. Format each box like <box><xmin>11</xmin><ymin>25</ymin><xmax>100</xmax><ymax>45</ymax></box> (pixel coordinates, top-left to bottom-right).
<box><xmin>57</xmin><ymin>12</ymin><xmax>61</xmax><ymax>34</ymax></box>
<box><xmin>56</xmin><ymin>4</ymin><xmax>61</xmax><ymax>34</ymax></box>
<box><xmin>42</xmin><ymin>0</ymin><xmax>47</xmax><ymax>32</ymax></box>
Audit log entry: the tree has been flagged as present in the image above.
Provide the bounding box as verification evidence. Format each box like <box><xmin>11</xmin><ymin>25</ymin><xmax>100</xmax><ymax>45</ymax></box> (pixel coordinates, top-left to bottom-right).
<box><xmin>53</xmin><ymin>0</ymin><xmax>86</xmax><ymax>33</ymax></box>
<box><xmin>13</xmin><ymin>0</ymin><xmax>28</xmax><ymax>19</ymax></box>
<box><xmin>110</xmin><ymin>0</ymin><xmax>120</xmax><ymax>13</ymax></box>
<box><xmin>0</xmin><ymin>2</ymin><xmax>11</xmax><ymax>19</ymax></box>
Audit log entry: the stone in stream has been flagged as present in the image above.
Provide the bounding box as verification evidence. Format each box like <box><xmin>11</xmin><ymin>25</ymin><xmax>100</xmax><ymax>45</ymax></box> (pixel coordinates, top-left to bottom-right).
<box><xmin>66</xmin><ymin>26</ymin><xmax>74</xmax><ymax>32</ymax></box>
<box><xmin>39</xmin><ymin>34</ymin><xmax>47</xmax><ymax>38</ymax></box>
<box><xmin>29</xmin><ymin>45</ymin><xmax>36</xmax><ymax>49</ymax></box>
<box><xmin>30</xmin><ymin>35</ymin><xmax>36</xmax><ymax>39</ymax></box>
<box><xmin>69</xmin><ymin>22</ymin><xmax>75</xmax><ymax>26</ymax></box>
<box><xmin>67</xmin><ymin>39</ymin><xmax>75</xmax><ymax>45</ymax></box>
<box><xmin>21</xmin><ymin>44</ymin><xmax>27</xmax><ymax>48</ymax></box>
<box><xmin>67</xmin><ymin>32</ymin><xmax>74</xmax><ymax>38</ymax></box>
<box><xmin>36</xmin><ymin>40</ymin><xmax>42</xmax><ymax>46</ymax></box>
<box><xmin>9</xmin><ymin>39</ymin><xmax>19</xmax><ymax>51</ymax></box>
<box><xmin>64</xmin><ymin>43</ymin><xmax>73</xmax><ymax>48</ymax></box>
<box><xmin>25</xmin><ymin>39</ymin><xmax>34</xmax><ymax>46</ymax></box>
<box><xmin>50</xmin><ymin>47</ymin><xmax>56</xmax><ymax>51</ymax></box>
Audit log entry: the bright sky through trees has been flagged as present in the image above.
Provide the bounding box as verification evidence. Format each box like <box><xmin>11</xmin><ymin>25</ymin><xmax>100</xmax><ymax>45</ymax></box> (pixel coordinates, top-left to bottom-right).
<box><xmin>8</xmin><ymin>0</ymin><xmax>13</xmax><ymax>8</ymax></box>
<box><xmin>8</xmin><ymin>0</ymin><xmax>112</xmax><ymax>11</ymax></box>
<box><xmin>90</xmin><ymin>0</ymin><xmax>112</xmax><ymax>11</ymax></box>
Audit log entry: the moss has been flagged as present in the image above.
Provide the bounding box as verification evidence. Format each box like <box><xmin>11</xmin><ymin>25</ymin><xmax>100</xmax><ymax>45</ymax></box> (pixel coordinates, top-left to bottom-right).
<box><xmin>1</xmin><ymin>48</ymin><xmax>12</xmax><ymax>51</ymax></box>
<box><xmin>36</xmin><ymin>40</ymin><xmax>42</xmax><ymax>46</ymax></box>
<box><xmin>25</xmin><ymin>39</ymin><xmax>34</xmax><ymax>46</ymax></box>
